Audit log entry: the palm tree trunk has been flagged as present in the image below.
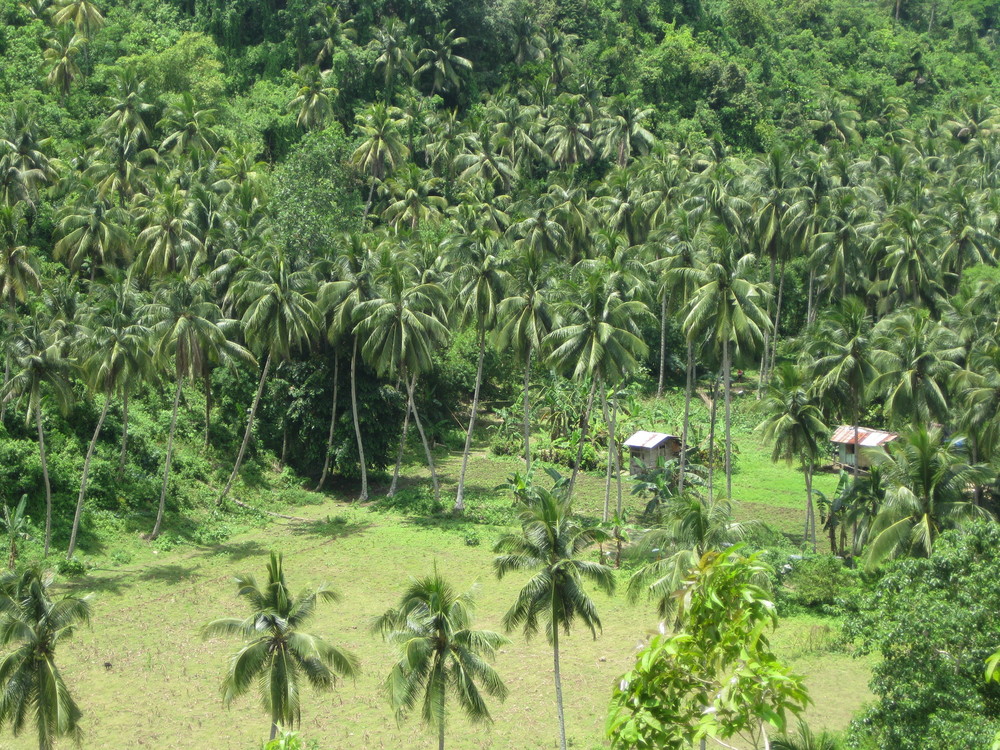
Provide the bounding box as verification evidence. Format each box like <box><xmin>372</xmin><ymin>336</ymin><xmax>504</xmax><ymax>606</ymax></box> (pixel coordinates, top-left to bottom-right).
<box><xmin>350</xmin><ymin>336</ymin><xmax>368</xmax><ymax>501</ymax></box>
<box><xmin>407</xmin><ymin>376</ymin><xmax>439</xmax><ymax>502</ymax></box>
<box><xmin>769</xmin><ymin>260</ymin><xmax>787</xmax><ymax>372</ymax></box>
<box><xmin>279</xmin><ymin>421</ymin><xmax>289</xmax><ymax>469</ymax></box>
<box><xmin>455</xmin><ymin>324</ymin><xmax>486</xmax><ymax>512</ymax></box>
<box><xmin>707</xmin><ymin>375</ymin><xmax>719</xmax><ymax>504</ymax></box>
<box><xmin>67</xmin><ymin>395</ymin><xmax>110</xmax><ymax>559</ymax></box>
<box><xmin>315</xmin><ymin>357</ymin><xmax>340</xmax><ymax>491</ymax></box>
<box><xmin>218</xmin><ymin>352</ymin><xmax>273</xmax><ymax>506</ymax></box>
<box><xmin>806</xmin><ymin>269</ymin><xmax>816</xmax><ymax>327</ymax></box>
<box><xmin>552</xmin><ymin>596</ymin><xmax>568</xmax><ymax>750</ymax></box>
<box><xmin>569</xmin><ymin>379</ymin><xmax>598</xmax><ymax>499</ymax></box>
<box><xmin>852</xmin><ymin>399</ymin><xmax>860</xmax><ymax>480</ymax></box>
<box><xmin>152</xmin><ymin>376</ymin><xmax>183</xmax><ymax>540</ymax></box>
<box><xmin>679</xmin><ymin>341</ymin><xmax>694</xmax><ymax>494</ymax></box>
<box><xmin>601</xmin><ymin>386</ymin><xmax>612</xmax><ymax>522</ymax></box>
<box><xmin>723</xmin><ymin>338</ymin><xmax>733</xmax><ymax>500</ymax></box>
<box><xmin>270</xmin><ymin>721</ymin><xmax>279</xmax><ymax>742</ymax></box>
<box><xmin>657</xmin><ymin>293</ymin><xmax>667</xmax><ymax>397</ymax></box>
<box><xmin>612</xmin><ymin>395</ymin><xmax>623</xmax><ymax>517</ymax></box>
<box><xmin>118</xmin><ymin>389</ymin><xmax>129</xmax><ymax>477</ymax></box>
<box><xmin>389</xmin><ymin>374</ymin><xmax>415</xmax><ymax>497</ymax></box>
<box><xmin>203</xmin><ymin>368</ymin><xmax>212</xmax><ymax>450</ymax></box>
<box><xmin>523</xmin><ymin>346</ymin><xmax>532</xmax><ymax>473</ymax></box>
<box><xmin>36</xmin><ymin>408</ymin><xmax>52</xmax><ymax>558</ymax></box>
<box><xmin>806</xmin><ymin>462</ymin><xmax>816</xmax><ymax>552</ymax></box>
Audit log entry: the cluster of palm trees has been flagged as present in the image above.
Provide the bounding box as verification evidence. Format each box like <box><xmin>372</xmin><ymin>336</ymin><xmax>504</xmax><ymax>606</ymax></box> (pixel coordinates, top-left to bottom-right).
<box><xmin>202</xmin><ymin>476</ymin><xmax>613</xmax><ymax>750</ymax></box>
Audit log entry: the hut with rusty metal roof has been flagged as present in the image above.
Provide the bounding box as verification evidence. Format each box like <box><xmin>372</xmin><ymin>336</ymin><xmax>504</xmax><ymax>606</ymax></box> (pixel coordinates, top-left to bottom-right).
<box><xmin>623</xmin><ymin>431</ymin><xmax>682</xmax><ymax>474</ymax></box>
<box><xmin>830</xmin><ymin>425</ymin><xmax>898</xmax><ymax>470</ymax></box>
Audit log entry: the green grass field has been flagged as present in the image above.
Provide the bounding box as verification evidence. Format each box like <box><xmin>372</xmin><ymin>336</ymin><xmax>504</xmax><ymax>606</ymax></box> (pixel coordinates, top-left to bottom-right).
<box><xmin>4</xmin><ymin>394</ymin><xmax>870</xmax><ymax>749</ymax></box>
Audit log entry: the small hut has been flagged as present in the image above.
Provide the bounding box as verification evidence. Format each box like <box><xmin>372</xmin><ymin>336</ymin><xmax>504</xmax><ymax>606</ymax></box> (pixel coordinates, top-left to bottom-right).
<box><xmin>830</xmin><ymin>425</ymin><xmax>898</xmax><ymax>470</ymax></box>
<box><xmin>624</xmin><ymin>431</ymin><xmax>683</xmax><ymax>475</ymax></box>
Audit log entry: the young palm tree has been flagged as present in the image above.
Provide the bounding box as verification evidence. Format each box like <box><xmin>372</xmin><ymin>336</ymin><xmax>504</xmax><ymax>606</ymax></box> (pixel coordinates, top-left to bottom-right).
<box><xmin>449</xmin><ymin>229</ymin><xmax>508</xmax><ymax>512</ymax></box>
<box><xmin>143</xmin><ymin>277</ymin><xmax>251</xmax><ymax>539</ymax></box>
<box><xmin>1</xmin><ymin>317</ymin><xmax>73</xmax><ymax>558</ymax></box>
<box><xmin>218</xmin><ymin>247</ymin><xmax>318</xmax><ymax>506</ymax></box>
<box><xmin>0</xmin><ymin>494</ymin><xmax>30</xmax><ymax>570</ymax></box>
<box><xmin>0</xmin><ymin>567</ymin><xmax>92</xmax><ymax>750</ymax></box>
<box><xmin>202</xmin><ymin>552</ymin><xmax>359</xmax><ymax>741</ymax></box>
<box><xmin>545</xmin><ymin>265</ymin><xmax>651</xmax><ymax>503</ymax></box>
<box><xmin>682</xmin><ymin>229</ymin><xmax>771</xmax><ymax>501</ymax></box>
<box><xmin>864</xmin><ymin>426</ymin><xmax>993</xmax><ymax>569</ymax></box>
<box><xmin>758</xmin><ymin>363</ymin><xmax>828</xmax><ymax>550</ymax></box>
<box><xmin>372</xmin><ymin>572</ymin><xmax>508</xmax><ymax>750</ymax></box>
<box><xmin>493</xmin><ymin>475</ymin><xmax>615</xmax><ymax>750</ymax></box>
<box><xmin>495</xmin><ymin>245</ymin><xmax>555</xmax><ymax>472</ymax></box>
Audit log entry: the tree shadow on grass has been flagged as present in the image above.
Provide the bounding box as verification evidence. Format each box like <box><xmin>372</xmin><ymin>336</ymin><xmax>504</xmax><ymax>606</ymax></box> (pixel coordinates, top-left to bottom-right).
<box><xmin>61</xmin><ymin>572</ymin><xmax>133</xmax><ymax>597</ymax></box>
<box><xmin>288</xmin><ymin>517</ymin><xmax>372</xmax><ymax>542</ymax></box>
<box><xmin>194</xmin><ymin>539</ymin><xmax>266</xmax><ymax>562</ymax></box>
<box><xmin>137</xmin><ymin>564</ymin><xmax>203</xmax><ymax>585</ymax></box>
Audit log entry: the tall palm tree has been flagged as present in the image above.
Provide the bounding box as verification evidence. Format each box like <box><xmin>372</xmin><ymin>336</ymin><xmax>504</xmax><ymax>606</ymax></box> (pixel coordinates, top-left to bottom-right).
<box><xmin>53</xmin><ymin>194</ymin><xmax>130</xmax><ymax>278</ymax></box>
<box><xmin>449</xmin><ymin>229</ymin><xmax>508</xmax><ymax>512</ymax></box>
<box><xmin>52</xmin><ymin>0</ymin><xmax>104</xmax><ymax>43</ymax></box>
<box><xmin>0</xmin><ymin>567</ymin><xmax>92</xmax><ymax>750</ymax></box>
<box><xmin>319</xmin><ymin>235</ymin><xmax>380</xmax><ymax>501</ymax></box>
<box><xmin>101</xmin><ymin>66</ymin><xmax>154</xmax><ymax>146</ymax></box>
<box><xmin>143</xmin><ymin>277</ymin><xmax>250</xmax><ymax>539</ymax></box>
<box><xmin>545</xmin><ymin>265</ymin><xmax>651</xmax><ymax>503</ymax></box>
<box><xmin>218</xmin><ymin>247</ymin><xmax>319</xmax><ymax>506</ymax></box>
<box><xmin>864</xmin><ymin>427</ymin><xmax>993</xmax><ymax>568</ymax></box>
<box><xmin>371</xmin><ymin>17</ymin><xmax>416</xmax><ymax>100</ymax></box>
<box><xmin>596</xmin><ymin>97</ymin><xmax>655</xmax><ymax>167</ymax></box>
<box><xmin>66</xmin><ymin>278</ymin><xmax>153</xmax><ymax>559</ymax></box>
<box><xmin>43</xmin><ymin>25</ymin><xmax>86</xmax><ymax>104</ymax></box>
<box><xmin>157</xmin><ymin>92</ymin><xmax>219</xmax><ymax>158</ymax></box>
<box><xmin>313</xmin><ymin>2</ymin><xmax>356</xmax><ymax>69</ymax></box>
<box><xmin>496</xmin><ymin>245</ymin><xmax>555</xmax><ymax>472</ymax></box>
<box><xmin>493</xmin><ymin>476</ymin><xmax>614</xmax><ymax>750</ymax></box>
<box><xmin>681</xmin><ymin>229</ymin><xmax>770</xmax><ymax>501</ymax></box>
<box><xmin>758</xmin><ymin>363</ymin><xmax>828</xmax><ymax>550</ymax></box>
<box><xmin>414</xmin><ymin>25</ymin><xmax>472</xmax><ymax>96</ymax></box>
<box><xmin>354</xmin><ymin>256</ymin><xmax>449</xmax><ymax>499</ymax></box>
<box><xmin>202</xmin><ymin>552</ymin><xmax>359</xmax><ymax>742</ymax></box>
<box><xmin>351</xmin><ymin>103</ymin><xmax>409</xmax><ymax>220</ymax></box>
<box><xmin>871</xmin><ymin>308</ymin><xmax>962</xmax><ymax>428</ymax></box>
<box><xmin>0</xmin><ymin>205</ymin><xmax>40</xmax><ymax>424</ymax></box>
<box><xmin>372</xmin><ymin>572</ymin><xmax>508</xmax><ymax>750</ymax></box>
<box><xmin>288</xmin><ymin>66</ymin><xmax>338</xmax><ymax>131</ymax></box>
<box><xmin>135</xmin><ymin>185</ymin><xmax>203</xmax><ymax>277</ymax></box>
<box><xmin>1</xmin><ymin>317</ymin><xmax>73</xmax><ymax>558</ymax></box>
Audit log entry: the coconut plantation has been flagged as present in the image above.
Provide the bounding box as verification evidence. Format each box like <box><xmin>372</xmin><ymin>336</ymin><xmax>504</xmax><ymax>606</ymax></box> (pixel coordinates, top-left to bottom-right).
<box><xmin>2</xmin><ymin>0</ymin><xmax>1000</xmax><ymax>748</ymax></box>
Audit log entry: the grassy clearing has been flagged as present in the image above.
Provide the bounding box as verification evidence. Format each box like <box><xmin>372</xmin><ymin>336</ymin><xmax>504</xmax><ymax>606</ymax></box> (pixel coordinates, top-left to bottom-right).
<box><xmin>3</xmin><ymin>391</ymin><xmax>870</xmax><ymax>749</ymax></box>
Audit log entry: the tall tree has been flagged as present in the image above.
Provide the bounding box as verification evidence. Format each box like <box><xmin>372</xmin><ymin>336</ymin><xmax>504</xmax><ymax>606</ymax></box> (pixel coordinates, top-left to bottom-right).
<box><xmin>0</xmin><ymin>206</ymin><xmax>40</xmax><ymax>424</ymax></box>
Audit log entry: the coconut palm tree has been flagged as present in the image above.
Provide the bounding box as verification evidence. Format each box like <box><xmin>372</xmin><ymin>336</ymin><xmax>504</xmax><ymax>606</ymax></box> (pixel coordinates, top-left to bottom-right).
<box><xmin>135</xmin><ymin>185</ymin><xmax>203</xmax><ymax>277</ymax></box>
<box><xmin>414</xmin><ymin>25</ymin><xmax>472</xmax><ymax>96</ymax></box>
<box><xmin>0</xmin><ymin>566</ymin><xmax>92</xmax><ymax>750</ymax></box>
<box><xmin>681</xmin><ymin>228</ymin><xmax>770</xmax><ymax>501</ymax></box>
<box><xmin>354</xmin><ymin>255</ymin><xmax>449</xmax><ymax>499</ymax></box>
<box><xmin>758</xmin><ymin>363</ymin><xmax>828</xmax><ymax>550</ymax></box>
<box><xmin>351</xmin><ymin>102</ymin><xmax>409</xmax><ymax>220</ymax></box>
<box><xmin>66</xmin><ymin>278</ymin><xmax>153</xmax><ymax>559</ymax></box>
<box><xmin>1</xmin><ymin>317</ymin><xmax>73</xmax><ymax>558</ymax></box>
<box><xmin>43</xmin><ymin>25</ymin><xmax>86</xmax><ymax>104</ymax></box>
<box><xmin>0</xmin><ymin>206</ymin><xmax>40</xmax><ymax>424</ymax></box>
<box><xmin>372</xmin><ymin>571</ymin><xmax>508</xmax><ymax>750</ymax></box>
<box><xmin>864</xmin><ymin>426</ymin><xmax>993</xmax><ymax>568</ymax></box>
<box><xmin>596</xmin><ymin>97</ymin><xmax>655</xmax><ymax>168</ymax></box>
<box><xmin>313</xmin><ymin>2</ymin><xmax>356</xmax><ymax>69</ymax></box>
<box><xmin>53</xmin><ymin>194</ymin><xmax>130</xmax><ymax>278</ymax></box>
<box><xmin>143</xmin><ymin>277</ymin><xmax>251</xmax><ymax>539</ymax></box>
<box><xmin>318</xmin><ymin>234</ymin><xmax>380</xmax><ymax>501</ymax></box>
<box><xmin>52</xmin><ymin>0</ymin><xmax>104</xmax><ymax>44</ymax></box>
<box><xmin>218</xmin><ymin>247</ymin><xmax>319</xmax><ymax>506</ymax></box>
<box><xmin>496</xmin><ymin>245</ymin><xmax>555</xmax><ymax>472</ymax></box>
<box><xmin>371</xmin><ymin>17</ymin><xmax>416</xmax><ymax>100</ymax></box>
<box><xmin>202</xmin><ymin>552</ymin><xmax>359</xmax><ymax>742</ymax></box>
<box><xmin>100</xmin><ymin>66</ymin><xmax>154</xmax><ymax>146</ymax></box>
<box><xmin>449</xmin><ymin>229</ymin><xmax>508</xmax><ymax>512</ymax></box>
<box><xmin>157</xmin><ymin>92</ymin><xmax>219</xmax><ymax>158</ymax></box>
<box><xmin>545</xmin><ymin>265</ymin><xmax>651</xmax><ymax>503</ymax></box>
<box><xmin>493</xmin><ymin>475</ymin><xmax>614</xmax><ymax>750</ymax></box>
<box><xmin>288</xmin><ymin>66</ymin><xmax>338</xmax><ymax>131</ymax></box>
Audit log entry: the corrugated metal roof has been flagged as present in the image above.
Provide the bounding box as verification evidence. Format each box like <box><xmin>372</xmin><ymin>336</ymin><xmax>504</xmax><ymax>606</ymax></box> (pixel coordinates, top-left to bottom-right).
<box><xmin>830</xmin><ymin>425</ymin><xmax>898</xmax><ymax>446</ymax></box>
<box><xmin>624</xmin><ymin>431</ymin><xmax>676</xmax><ymax>449</ymax></box>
